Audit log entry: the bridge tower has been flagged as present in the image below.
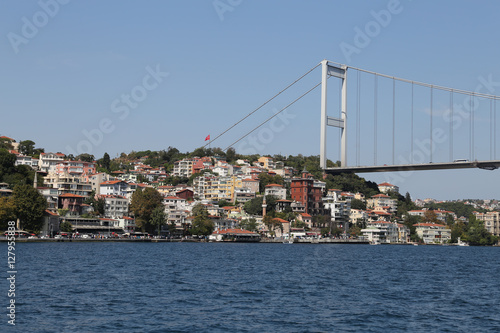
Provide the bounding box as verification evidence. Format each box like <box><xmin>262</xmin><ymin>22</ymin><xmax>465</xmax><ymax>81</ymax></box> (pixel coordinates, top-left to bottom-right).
<box><xmin>320</xmin><ymin>60</ymin><xmax>348</xmax><ymax>170</ymax></box>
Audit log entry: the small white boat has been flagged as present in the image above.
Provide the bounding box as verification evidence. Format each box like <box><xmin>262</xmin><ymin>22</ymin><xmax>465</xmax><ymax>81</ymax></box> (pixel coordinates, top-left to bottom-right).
<box><xmin>283</xmin><ymin>238</ymin><xmax>293</xmax><ymax>244</ymax></box>
<box><xmin>369</xmin><ymin>240</ymin><xmax>380</xmax><ymax>245</ymax></box>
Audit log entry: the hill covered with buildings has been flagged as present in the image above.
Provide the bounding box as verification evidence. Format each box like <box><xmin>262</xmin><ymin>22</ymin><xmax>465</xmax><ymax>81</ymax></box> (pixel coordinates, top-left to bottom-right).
<box><xmin>0</xmin><ymin>134</ymin><xmax>498</xmax><ymax>245</ymax></box>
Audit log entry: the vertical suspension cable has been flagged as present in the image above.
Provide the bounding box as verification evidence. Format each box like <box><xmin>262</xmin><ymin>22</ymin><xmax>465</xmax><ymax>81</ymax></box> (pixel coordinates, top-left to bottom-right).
<box><xmin>472</xmin><ymin>94</ymin><xmax>475</xmax><ymax>160</ymax></box>
<box><xmin>338</xmin><ymin>81</ymin><xmax>342</xmax><ymax>163</ymax></box>
<box><xmin>430</xmin><ymin>86</ymin><xmax>433</xmax><ymax>162</ymax></box>
<box><xmin>392</xmin><ymin>78</ymin><xmax>395</xmax><ymax>165</ymax></box>
<box><xmin>374</xmin><ymin>75</ymin><xmax>378</xmax><ymax>165</ymax></box>
<box><xmin>411</xmin><ymin>82</ymin><xmax>414</xmax><ymax>164</ymax></box>
<box><xmin>356</xmin><ymin>70</ymin><xmax>361</xmax><ymax>166</ymax></box>
<box><xmin>495</xmin><ymin>99</ymin><xmax>497</xmax><ymax>160</ymax></box>
<box><xmin>450</xmin><ymin>90</ymin><xmax>454</xmax><ymax>161</ymax></box>
<box><xmin>469</xmin><ymin>94</ymin><xmax>473</xmax><ymax>160</ymax></box>
<box><xmin>490</xmin><ymin>99</ymin><xmax>493</xmax><ymax>160</ymax></box>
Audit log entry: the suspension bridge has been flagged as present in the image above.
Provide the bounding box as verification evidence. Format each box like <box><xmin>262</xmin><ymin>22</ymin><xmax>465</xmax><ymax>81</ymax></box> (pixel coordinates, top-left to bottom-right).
<box><xmin>205</xmin><ymin>59</ymin><xmax>500</xmax><ymax>174</ymax></box>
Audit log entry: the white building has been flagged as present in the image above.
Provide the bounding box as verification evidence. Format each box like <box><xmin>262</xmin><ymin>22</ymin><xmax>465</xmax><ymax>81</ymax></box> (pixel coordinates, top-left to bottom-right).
<box><xmin>361</xmin><ymin>221</ymin><xmax>399</xmax><ymax>243</ymax></box>
<box><xmin>378</xmin><ymin>182</ymin><xmax>399</xmax><ymax>194</ymax></box>
<box><xmin>100</xmin><ymin>180</ymin><xmax>131</xmax><ymax>199</ymax></box>
<box><xmin>39</xmin><ymin>152</ymin><xmax>65</xmax><ymax>173</ymax></box>
<box><xmin>264</xmin><ymin>184</ymin><xmax>286</xmax><ymax>200</ymax></box>
<box><xmin>101</xmin><ymin>195</ymin><xmax>129</xmax><ymax>218</ymax></box>
<box><xmin>414</xmin><ymin>223</ymin><xmax>451</xmax><ymax>244</ymax></box>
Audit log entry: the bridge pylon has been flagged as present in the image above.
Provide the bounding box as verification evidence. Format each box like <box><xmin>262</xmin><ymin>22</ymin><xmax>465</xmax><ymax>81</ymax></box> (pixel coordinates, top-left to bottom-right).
<box><xmin>320</xmin><ymin>60</ymin><xmax>348</xmax><ymax>170</ymax></box>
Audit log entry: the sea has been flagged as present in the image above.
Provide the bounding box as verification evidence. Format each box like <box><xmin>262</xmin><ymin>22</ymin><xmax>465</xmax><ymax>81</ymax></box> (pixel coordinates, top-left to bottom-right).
<box><xmin>1</xmin><ymin>242</ymin><xmax>500</xmax><ymax>332</ymax></box>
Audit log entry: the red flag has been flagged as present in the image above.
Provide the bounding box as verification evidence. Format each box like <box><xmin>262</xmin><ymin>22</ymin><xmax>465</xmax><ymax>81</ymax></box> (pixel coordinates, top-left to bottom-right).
<box><xmin>205</xmin><ymin>135</ymin><xmax>210</xmax><ymax>141</ymax></box>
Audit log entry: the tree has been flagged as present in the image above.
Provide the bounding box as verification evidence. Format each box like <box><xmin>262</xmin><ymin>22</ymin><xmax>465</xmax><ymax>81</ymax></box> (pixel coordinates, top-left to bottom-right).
<box><xmin>59</xmin><ymin>222</ymin><xmax>73</xmax><ymax>233</ymax></box>
<box><xmin>150</xmin><ymin>206</ymin><xmax>167</xmax><ymax>236</ymax></box>
<box><xmin>350</xmin><ymin>198</ymin><xmax>366</xmax><ymax>210</ymax></box>
<box><xmin>0</xmin><ymin>138</ymin><xmax>13</xmax><ymax>150</ymax></box>
<box><xmin>423</xmin><ymin>210</ymin><xmax>439</xmax><ymax>223</ymax></box>
<box><xmin>0</xmin><ymin>197</ymin><xmax>16</xmax><ymax>230</ymax></box>
<box><xmin>239</xmin><ymin>218</ymin><xmax>258</xmax><ymax>232</ymax></box>
<box><xmin>226</xmin><ymin>147</ymin><xmax>237</xmax><ymax>163</ymax></box>
<box><xmin>98</xmin><ymin>152</ymin><xmax>111</xmax><ymax>172</ymax></box>
<box><xmin>0</xmin><ymin>149</ymin><xmax>16</xmax><ymax>182</ymax></box>
<box><xmin>258</xmin><ymin>173</ymin><xmax>284</xmax><ymax>193</ymax></box>
<box><xmin>12</xmin><ymin>184</ymin><xmax>47</xmax><ymax>233</ymax></box>
<box><xmin>19</xmin><ymin>140</ymin><xmax>35</xmax><ymax>156</ymax></box>
<box><xmin>76</xmin><ymin>153</ymin><xmax>95</xmax><ymax>162</ymax></box>
<box><xmin>129</xmin><ymin>187</ymin><xmax>164</xmax><ymax>233</ymax></box>
<box><xmin>463</xmin><ymin>215</ymin><xmax>498</xmax><ymax>245</ymax></box>
<box><xmin>243</xmin><ymin>195</ymin><xmax>277</xmax><ymax>216</ymax></box>
<box><xmin>190</xmin><ymin>203</ymin><xmax>214</xmax><ymax>236</ymax></box>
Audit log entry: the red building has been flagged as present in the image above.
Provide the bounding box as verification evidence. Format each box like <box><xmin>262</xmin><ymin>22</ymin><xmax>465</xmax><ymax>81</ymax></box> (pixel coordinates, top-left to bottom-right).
<box><xmin>290</xmin><ymin>169</ymin><xmax>325</xmax><ymax>215</ymax></box>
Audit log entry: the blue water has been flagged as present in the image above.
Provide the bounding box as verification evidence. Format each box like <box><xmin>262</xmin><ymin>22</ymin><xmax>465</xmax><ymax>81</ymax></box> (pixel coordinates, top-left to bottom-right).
<box><xmin>1</xmin><ymin>242</ymin><xmax>500</xmax><ymax>332</ymax></box>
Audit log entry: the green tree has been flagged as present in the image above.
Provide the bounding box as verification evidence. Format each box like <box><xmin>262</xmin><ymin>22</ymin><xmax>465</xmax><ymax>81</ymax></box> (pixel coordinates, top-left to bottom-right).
<box><xmin>243</xmin><ymin>195</ymin><xmax>277</xmax><ymax>216</ymax></box>
<box><xmin>0</xmin><ymin>138</ymin><xmax>13</xmax><ymax>150</ymax></box>
<box><xmin>0</xmin><ymin>197</ymin><xmax>16</xmax><ymax>230</ymax></box>
<box><xmin>239</xmin><ymin>218</ymin><xmax>258</xmax><ymax>232</ymax></box>
<box><xmin>150</xmin><ymin>206</ymin><xmax>167</xmax><ymax>236</ymax></box>
<box><xmin>350</xmin><ymin>198</ymin><xmax>366</xmax><ymax>210</ymax></box>
<box><xmin>130</xmin><ymin>187</ymin><xmax>164</xmax><ymax>233</ymax></box>
<box><xmin>59</xmin><ymin>221</ymin><xmax>73</xmax><ymax>233</ymax></box>
<box><xmin>463</xmin><ymin>215</ymin><xmax>498</xmax><ymax>245</ymax></box>
<box><xmin>258</xmin><ymin>173</ymin><xmax>284</xmax><ymax>193</ymax></box>
<box><xmin>98</xmin><ymin>152</ymin><xmax>111</xmax><ymax>172</ymax></box>
<box><xmin>0</xmin><ymin>149</ymin><xmax>16</xmax><ymax>182</ymax></box>
<box><xmin>12</xmin><ymin>184</ymin><xmax>47</xmax><ymax>233</ymax></box>
<box><xmin>190</xmin><ymin>203</ymin><xmax>214</xmax><ymax>236</ymax></box>
<box><xmin>19</xmin><ymin>140</ymin><xmax>36</xmax><ymax>156</ymax></box>
<box><xmin>76</xmin><ymin>153</ymin><xmax>95</xmax><ymax>162</ymax></box>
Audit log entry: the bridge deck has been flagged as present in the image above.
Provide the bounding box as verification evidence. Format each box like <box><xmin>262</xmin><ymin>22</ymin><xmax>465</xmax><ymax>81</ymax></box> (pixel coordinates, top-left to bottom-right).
<box><xmin>325</xmin><ymin>160</ymin><xmax>500</xmax><ymax>174</ymax></box>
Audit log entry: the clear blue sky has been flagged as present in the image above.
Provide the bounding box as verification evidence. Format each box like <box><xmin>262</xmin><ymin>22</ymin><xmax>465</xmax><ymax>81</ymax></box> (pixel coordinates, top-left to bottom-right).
<box><xmin>1</xmin><ymin>0</ymin><xmax>500</xmax><ymax>200</ymax></box>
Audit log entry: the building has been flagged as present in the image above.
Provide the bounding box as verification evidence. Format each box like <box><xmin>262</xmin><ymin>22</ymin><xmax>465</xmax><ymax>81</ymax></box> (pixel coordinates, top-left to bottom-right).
<box><xmin>361</xmin><ymin>221</ymin><xmax>399</xmax><ymax>243</ymax></box>
<box><xmin>173</xmin><ymin>158</ymin><xmax>195</xmax><ymax>178</ymax></box>
<box><xmin>58</xmin><ymin>193</ymin><xmax>85</xmax><ymax>215</ymax></box>
<box><xmin>39</xmin><ymin>152</ymin><xmax>65</xmax><ymax>173</ymax></box>
<box><xmin>15</xmin><ymin>154</ymin><xmax>39</xmax><ymax>169</ymax></box>
<box><xmin>414</xmin><ymin>223</ymin><xmax>451</xmax><ymax>244</ymax></box>
<box><xmin>100</xmin><ymin>180</ymin><xmax>131</xmax><ymax>199</ymax></box>
<box><xmin>264</xmin><ymin>184</ymin><xmax>286</xmax><ymax>200</ymax></box>
<box><xmin>290</xmin><ymin>169</ymin><xmax>325</xmax><ymax>215</ymax></box>
<box><xmin>378</xmin><ymin>182</ymin><xmax>399</xmax><ymax>194</ymax></box>
<box><xmin>256</xmin><ymin>156</ymin><xmax>275</xmax><ymax>170</ymax></box>
<box><xmin>44</xmin><ymin>173</ymin><xmax>92</xmax><ymax>198</ymax></box>
<box><xmin>474</xmin><ymin>211</ymin><xmax>500</xmax><ymax>236</ymax></box>
<box><xmin>367</xmin><ymin>194</ymin><xmax>397</xmax><ymax>212</ymax></box>
<box><xmin>101</xmin><ymin>195</ymin><xmax>129</xmax><ymax>218</ymax></box>
<box><xmin>89</xmin><ymin>173</ymin><xmax>115</xmax><ymax>195</ymax></box>
<box><xmin>0</xmin><ymin>183</ymin><xmax>12</xmax><ymax>197</ymax></box>
<box><xmin>55</xmin><ymin>160</ymin><xmax>96</xmax><ymax>180</ymax></box>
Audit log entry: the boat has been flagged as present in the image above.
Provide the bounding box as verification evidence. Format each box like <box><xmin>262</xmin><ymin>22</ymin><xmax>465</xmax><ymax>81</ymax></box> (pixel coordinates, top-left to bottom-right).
<box><xmin>283</xmin><ymin>238</ymin><xmax>294</xmax><ymax>244</ymax></box>
<box><xmin>369</xmin><ymin>240</ymin><xmax>380</xmax><ymax>245</ymax></box>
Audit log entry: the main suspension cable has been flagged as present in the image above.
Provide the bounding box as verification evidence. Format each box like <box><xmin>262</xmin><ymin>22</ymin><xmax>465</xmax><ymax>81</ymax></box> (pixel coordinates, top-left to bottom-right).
<box><xmin>203</xmin><ymin>63</ymin><xmax>321</xmax><ymax>148</ymax></box>
<box><xmin>224</xmin><ymin>81</ymin><xmax>322</xmax><ymax>151</ymax></box>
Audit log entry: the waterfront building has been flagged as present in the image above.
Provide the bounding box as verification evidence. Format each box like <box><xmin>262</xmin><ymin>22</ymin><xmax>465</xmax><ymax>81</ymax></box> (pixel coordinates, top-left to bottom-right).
<box><xmin>101</xmin><ymin>195</ymin><xmax>129</xmax><ymax>218</ymax></box>
<box><xmin>361</xmin><ymin>221</ymin><xmax>399</xmax><ymax>243</ymax></box>
<box><xmin>474</xmin><ymin>211</ymin><xmax>500</xmax><ymax>236</ymax></box>
<box><xmin>414</xmin><ymin>223</ymin><xmax>451</xmax><ymax>244</ymax></box>
<box><xmin>58</xmin><ymin>193</ymin><xmax>85</xmax><ymax>215</ymax></box>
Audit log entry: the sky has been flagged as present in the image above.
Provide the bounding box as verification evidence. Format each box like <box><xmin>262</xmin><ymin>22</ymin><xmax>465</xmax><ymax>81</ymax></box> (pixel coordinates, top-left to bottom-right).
<box><xmin>1</xmin><ymin>0</ymin><xmax>500</xmax><ymax>201</ymax></box>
